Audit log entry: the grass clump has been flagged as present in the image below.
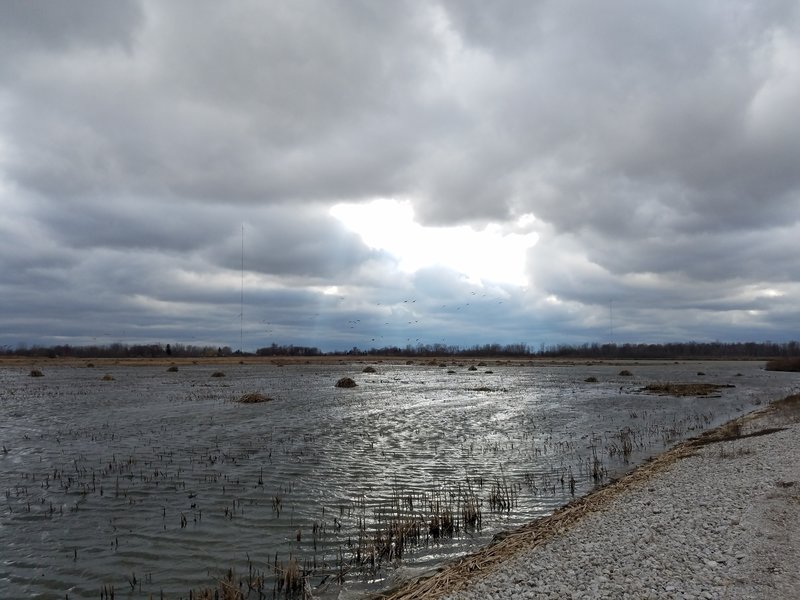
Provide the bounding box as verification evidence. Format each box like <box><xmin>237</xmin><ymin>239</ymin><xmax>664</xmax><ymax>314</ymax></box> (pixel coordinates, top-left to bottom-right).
<box><xmin>166</xmin><ymin>365</ymin><xmax>179</xmax><ymax>372</ymax></box>
<box><xmin>585</xmin><ymin>376</ymin><xmax>598</xmax><ymax>383</ymax></box>
<box><xmin>237</xmin><ymin>392</ymin><xmax>272</xmax><ymax>404</ymax></box>
<box><xmin>211</xmin><ymin>371</ymin><xmax>226</xmax><ymax>378</ymax></box>
<box><xmin>335</xmin><ymin>377</ymin><xmax>357</xmax><ymax>388</ymax></box>
<box><xmin>362</xmin><ymin>366</ymin><xmax>377</xmax><ymax>373</ymax></box>
<box><xmin>101</xmin><ymin>374</ymin><xmax>115</xmax><ymax>381</ymax></box>
<box><xmin>618</xmin><ymin>369</ymin><xmax>634</xmax><ymax>377</ymax></box>
<box><xmin>29</xmin><ymin>369</ymin><xmax>44</xmax><ymax>377</ymax></box>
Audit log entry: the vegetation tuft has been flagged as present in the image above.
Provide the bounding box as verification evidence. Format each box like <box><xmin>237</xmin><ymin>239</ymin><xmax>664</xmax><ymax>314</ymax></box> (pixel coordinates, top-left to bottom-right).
<box><xmin>237</xmin><ymin>392</ymin><xmax>272</xmax><ymax>404</ymax></box>
<box><xmin>335</xmin><ymin>377</ymin><xmax>357</xmax><ymax>388</ymax></box>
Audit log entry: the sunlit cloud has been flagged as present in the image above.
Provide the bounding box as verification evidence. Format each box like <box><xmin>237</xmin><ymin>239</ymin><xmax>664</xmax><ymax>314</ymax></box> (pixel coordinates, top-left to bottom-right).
<box><xmin>331</xmin><ymin>199</ymin><xmax>538</xmax><ymax>286</ymax></box>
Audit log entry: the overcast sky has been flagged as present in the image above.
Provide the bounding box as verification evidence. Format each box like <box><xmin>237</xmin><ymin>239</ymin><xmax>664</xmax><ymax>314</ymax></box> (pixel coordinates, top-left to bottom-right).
<box><xmin>1</xmin><ymin>1</ymin><xmax>799</xmax><ymax>353</ymax></box>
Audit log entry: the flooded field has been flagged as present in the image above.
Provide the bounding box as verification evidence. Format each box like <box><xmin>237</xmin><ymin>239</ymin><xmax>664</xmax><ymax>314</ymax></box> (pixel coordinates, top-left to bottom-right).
<box><xmin>1</xmin><ymin>359</ymin><xmax>796</xmax><ymax>599</ymax></box>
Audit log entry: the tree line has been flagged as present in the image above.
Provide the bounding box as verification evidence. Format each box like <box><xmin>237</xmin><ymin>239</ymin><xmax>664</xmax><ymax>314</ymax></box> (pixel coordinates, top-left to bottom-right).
<box><xmin>4</xmin><ymin>340</ymin><xmax>798</xmax><ymax>359</ymax></box>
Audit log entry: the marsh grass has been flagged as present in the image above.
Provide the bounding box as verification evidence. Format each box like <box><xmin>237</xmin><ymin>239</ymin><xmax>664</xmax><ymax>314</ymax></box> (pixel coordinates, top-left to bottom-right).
<box><xmin>642</xmin><ymin>382</ymin><xmax>735</xmax><ymax>397</ymax></box>
<box><xmin>765</xmin><ymin>357</ymin><xmax>800</xmax><ymax>372</ymax></box>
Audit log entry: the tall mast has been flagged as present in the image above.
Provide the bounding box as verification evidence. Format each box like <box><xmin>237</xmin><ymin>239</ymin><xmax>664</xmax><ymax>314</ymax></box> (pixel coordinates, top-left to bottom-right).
<box><xmin>240</xmin><ymin>223</ymin><xmax>244</xmax><ymax>352</ymax></box>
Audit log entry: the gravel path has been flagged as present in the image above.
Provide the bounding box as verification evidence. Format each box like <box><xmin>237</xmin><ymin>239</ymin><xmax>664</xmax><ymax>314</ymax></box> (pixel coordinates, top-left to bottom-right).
<box><xmin>436</xmin><ymin>410</ymin><xmax>800</xmax><ymax>600</ymax></box>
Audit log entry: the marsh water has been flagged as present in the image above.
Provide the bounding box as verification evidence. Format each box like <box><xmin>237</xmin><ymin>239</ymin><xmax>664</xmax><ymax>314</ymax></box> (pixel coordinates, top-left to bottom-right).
<box><xmin>0</xmin><ymin>359</ymin><xmax>797</xmax><ymax>599</ymax></box>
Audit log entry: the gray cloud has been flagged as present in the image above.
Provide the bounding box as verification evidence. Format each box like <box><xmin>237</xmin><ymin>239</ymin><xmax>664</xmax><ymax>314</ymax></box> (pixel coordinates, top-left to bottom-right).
<box><xmin>2</xmin><ymin>0</ymin><xmax>799</xmax><ymax>351</ymax></box>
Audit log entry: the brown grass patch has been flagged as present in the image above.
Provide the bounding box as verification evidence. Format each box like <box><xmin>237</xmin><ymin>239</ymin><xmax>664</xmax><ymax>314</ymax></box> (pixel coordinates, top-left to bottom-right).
<box><xmin>765</xmin><ymin>357</ymin><xmax>800</xmax><ymax>372</ymax></box>
<box><xmin>641</xmin><ymin>382</ymin><xmax>735</xmax><ymax>397</ymax></box>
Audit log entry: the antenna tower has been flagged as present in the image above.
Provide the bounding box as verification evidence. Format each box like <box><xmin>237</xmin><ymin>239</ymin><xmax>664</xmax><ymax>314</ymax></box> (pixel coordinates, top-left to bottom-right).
<box><xmin>240</xmin><ymin>224</ymin><xmax>244</xmax><ymax>352</ymax></box>
<box><xmin>609</xmin><ymin>300</ymin><xmax>613</xmax><ymax>342</ymax></box>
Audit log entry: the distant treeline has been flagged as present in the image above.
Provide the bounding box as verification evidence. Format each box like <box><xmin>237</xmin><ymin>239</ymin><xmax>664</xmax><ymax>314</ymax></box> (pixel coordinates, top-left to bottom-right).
<box><xmin>355</xmin><ymin>341</ymin><xmax>800</xmax><ymax>359</ymax></box>
<box><xmin>3</xmin><ymin>343</ymin><xmax>236</xmax><ymax>359</ymax></box>
<box><xmin>4</xmin><ymin>340</ymin><xmax>800</xmax><ymax>360</ymax></box>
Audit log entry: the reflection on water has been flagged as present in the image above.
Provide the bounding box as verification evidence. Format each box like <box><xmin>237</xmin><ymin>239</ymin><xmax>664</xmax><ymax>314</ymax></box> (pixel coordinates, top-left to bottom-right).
<box><xmin>0</xmin><ymin>360</ymin><xmax>795</xmax><ymax>598</ymax></box>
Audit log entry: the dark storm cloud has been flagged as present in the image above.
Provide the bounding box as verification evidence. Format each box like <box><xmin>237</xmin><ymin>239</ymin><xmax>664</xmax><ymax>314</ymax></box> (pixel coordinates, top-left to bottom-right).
<box><xmin>0</xmin><ymin>0</ymin><xmax>142</xmax><ymax>56</ymax></box>
<box><xmin>3</xmin><ymin>0</ymin><xmax>438</xmax><ymax>204</ymax></box>
<box><xmin>1</xmin><ymin>0</ymin><xmax>799</xmax><ymax>350</ymax></box>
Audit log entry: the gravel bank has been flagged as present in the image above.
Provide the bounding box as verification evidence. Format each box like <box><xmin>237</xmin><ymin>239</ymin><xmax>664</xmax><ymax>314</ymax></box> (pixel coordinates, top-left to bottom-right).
<box><xmin>438</xmin><ymin>409</ymin><xmax>800</xmax><ymax>600</ymax></box>
<box><xmin>381</xmin><ymin>400</ymin><xmax>800</xmax><ymax>600</ymax></box>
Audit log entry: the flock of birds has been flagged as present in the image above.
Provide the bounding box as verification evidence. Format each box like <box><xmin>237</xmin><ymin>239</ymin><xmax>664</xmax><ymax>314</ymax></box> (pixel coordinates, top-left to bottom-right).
<box><xmin>259</xmin><ymin>289</ymin><xmax>509</xmax><ymax>350</ymax></box>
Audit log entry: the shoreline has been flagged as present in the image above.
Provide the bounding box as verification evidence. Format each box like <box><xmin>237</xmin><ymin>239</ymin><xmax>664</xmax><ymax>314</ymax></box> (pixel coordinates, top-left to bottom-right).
<box><xmin>378</xmin><ymin>394</ymin><xmax>800</xmax><ymax>600</ymax></box>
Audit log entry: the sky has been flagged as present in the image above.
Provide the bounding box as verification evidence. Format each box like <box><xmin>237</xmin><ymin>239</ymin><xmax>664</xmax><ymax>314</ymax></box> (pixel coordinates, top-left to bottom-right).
<box><xmin>1</xmin><ymin>0</ymin><xmax>799</xmax><ymax>353</ymax></box>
